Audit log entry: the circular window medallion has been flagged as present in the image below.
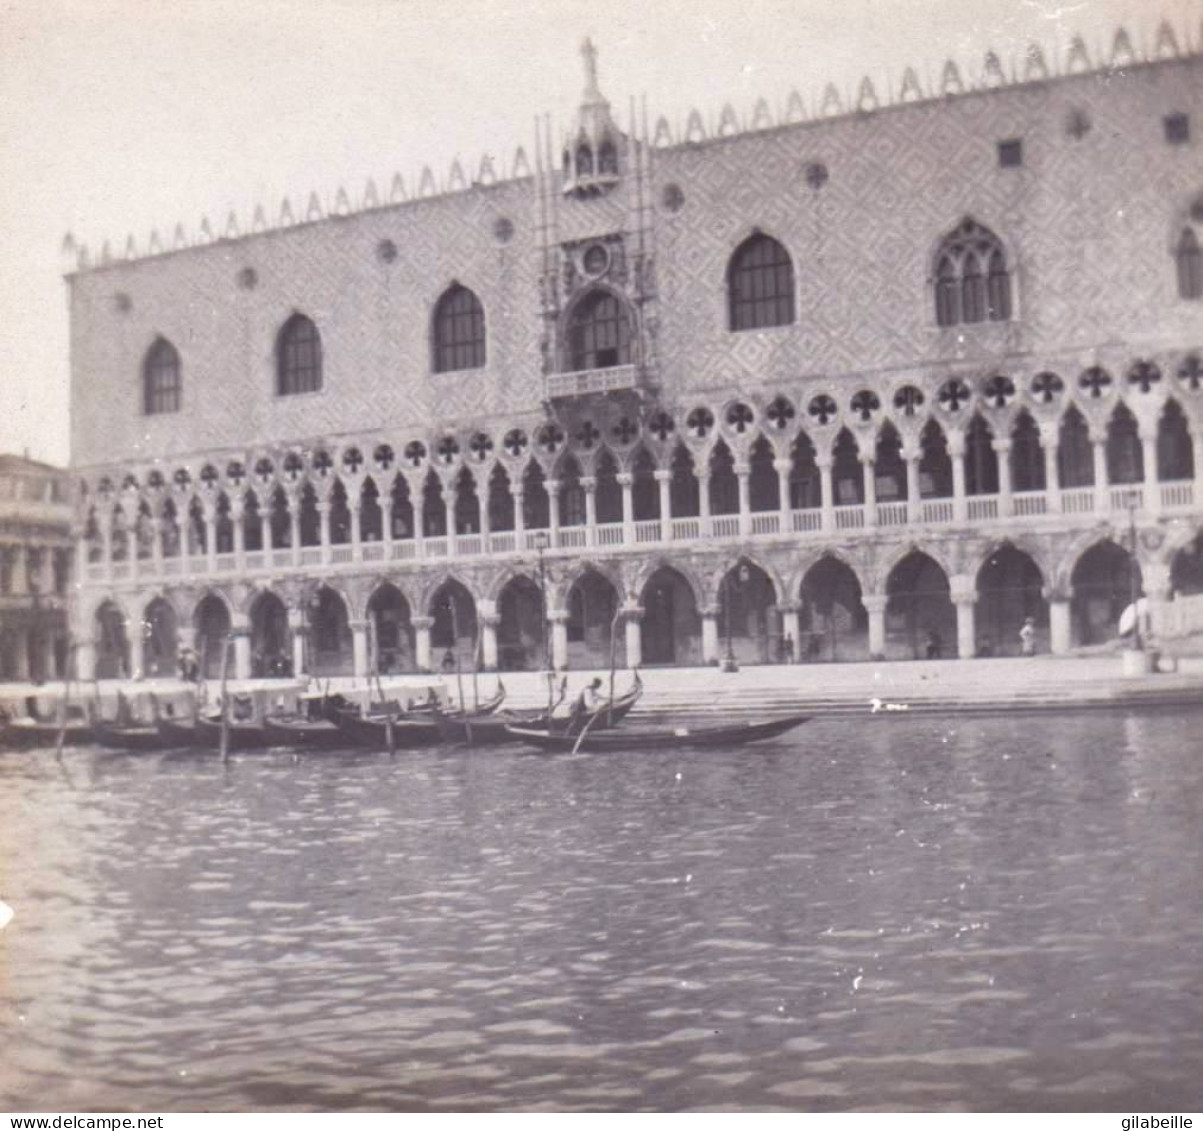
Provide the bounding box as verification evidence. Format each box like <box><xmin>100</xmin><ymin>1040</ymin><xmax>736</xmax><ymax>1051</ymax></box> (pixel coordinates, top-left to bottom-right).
<box><xmin>376</xmin><ymin>239</ymin><xmax>398</xmax><ymax>264</ymax></box>
<box><xmin>661</xmin><ymin>183</ymin><xmax>685</xmax><ymax>213</ymax></box>
<box><xmin>113</xmin><ymin>292</ymin><xmax>132</xmax><ymax>314</ymax></box>
<box><xmin>236</xmin><ymin>267</ymin><xmax>259</xmax><ymax>291</ymax></box>
<box><xmin>492</xmin><ymin>217</ymin><xmax>515</xmax><ymax>244</ymax></box>
<box><xmin>582</xmin><ymin>243</ymin><xmax>609</xmax><ymax>277</ymax></box>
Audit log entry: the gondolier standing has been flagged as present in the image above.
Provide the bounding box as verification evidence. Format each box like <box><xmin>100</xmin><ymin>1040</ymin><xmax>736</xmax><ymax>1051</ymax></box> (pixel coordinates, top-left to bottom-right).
<box><xmin>572</xmin><ymin>678</ymin><xmax>605</xmax><ymax>723</ymax></box>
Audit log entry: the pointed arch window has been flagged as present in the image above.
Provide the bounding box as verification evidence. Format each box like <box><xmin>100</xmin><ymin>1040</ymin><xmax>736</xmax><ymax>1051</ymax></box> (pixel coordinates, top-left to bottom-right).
<box><xmin>568</xmin><ymin>289</ymin><xmax>631</xmax><ymax>371</ymax></box>
<box><xmin>933</xmin><ymin>219</ymin><xmax>1012</xmax><ymax>326</ymax></box>
<box><xmin>143</xmin><ymin>338</ymin><xmax>181</xmax><ymax>415</ymax></box>
<box><xmin>433</xmin><ymin>284</ymin><xmax>486</xmax><ymax>373</ymax></box>
<box><xmin>728</xmin><ymin>233</ymin><xmax>795</xmax><ymax>330</ymax></box>
<box><xmin>1177</xmin><ymin>228</ymin><xmax>1202</xmax><ymax>300</ymax></box>
<box><xmin>277</xmin><ymin>314</ymin><xmax>322</xmax><ymax>396</ymax></box>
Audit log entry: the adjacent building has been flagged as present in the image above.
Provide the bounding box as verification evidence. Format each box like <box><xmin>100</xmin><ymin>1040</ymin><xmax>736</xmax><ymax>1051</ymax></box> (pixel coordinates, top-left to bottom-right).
<box><xmin>65</xmin><ymin>26</ymin><xmax>1203</xmax><ymax>680</ymax></box>
<box><xmin>0</xmin><ymin>454</ymin><xmax>72</xmax><ymax>682</ymax></box>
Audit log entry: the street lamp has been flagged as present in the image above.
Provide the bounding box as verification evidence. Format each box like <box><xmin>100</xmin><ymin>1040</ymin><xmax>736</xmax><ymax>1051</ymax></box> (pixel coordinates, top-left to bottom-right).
<box><xmin>722</xmin><ymin>563</ymin><xmax>750</xmax><ymax>673</ymax></box>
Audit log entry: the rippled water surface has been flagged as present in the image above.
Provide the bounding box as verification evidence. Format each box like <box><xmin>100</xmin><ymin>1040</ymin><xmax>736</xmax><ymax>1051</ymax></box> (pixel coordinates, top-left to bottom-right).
<box><xmin>2</xmin><ymin>713</ymin><xmax>1202</xmax><ymax>1111</ymax></box>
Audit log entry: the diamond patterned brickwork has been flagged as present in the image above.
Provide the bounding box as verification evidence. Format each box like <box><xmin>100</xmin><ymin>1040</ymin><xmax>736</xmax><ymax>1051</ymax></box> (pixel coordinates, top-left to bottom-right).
<box><xmin>70</xmin><ymin>58</ymin><xmax>1201</xmax><ymax>476</ymax></box>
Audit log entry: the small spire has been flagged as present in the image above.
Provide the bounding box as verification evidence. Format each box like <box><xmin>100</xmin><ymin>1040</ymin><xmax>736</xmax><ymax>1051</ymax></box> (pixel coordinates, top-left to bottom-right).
<box><xmin>60</xmin><ymin>232</ymin><xmax>77</xmax><ymax>274</ymax></box>
<box><xmin>476</xmin><ymin>155</ymin><xmax>496</xmax><ymax>186</ymax></box>
<box><xmin>279</xmin><ymin>197</ymin><xmax>295</xmax><ymax>226</ymax></box>
<box><xmin>448</xmin><ymin>158</ymin><xmax>466</xmax><ymax>191</ymax></box>
<box><xmin>751</xmin><ymin>97</ymin><xmax>773</xmax><ymax>131</ymax></box>
<box><xmin>856</xmin><ymin>76</ymin><xmax>879</xmax><ymax>112</ymax></box>
<box><xmin>717</xmin><ymin>103</ymin><xmax>740</xmax><ymax>136</ymax></box>
<box><xmin>197</xmin><ymin>218</ymin><xmax>213</xmax><ymax>243</ymax></box>
<box><xmin>580</xmin><ymin>36</ymin><xmax>602</xmax><ymax>102</ymax></box>
<box><xmin>251</xmin><ymin>204</ymin><xmax>268</xmax><ymax>232</ymax></box>
<box><xmin>820</xmin><ymin>82</ymin><xmax>842</xmax><ymax>116</ymax></box>
<box><xmin>418</xmin><ymin>166</ymin><xmax>437</xmax><ymax>196</ymax></box>
<box><xmin>1154</xmin><ymin>20</ymin><xmax>1179</xmax><ymax>58</ymax></box>
<box><xmin>512</xmin><ymin>147</ymin><xmax>530</xmax><ymax>178</ymax></box>
<box><xmin>1024</xmin><ymin>43</ymin><xmax>1048</xmax><ymax>81</ymax></box>
<box><xmin>76</xmin><ymin>243</ymin><xmax>90</xmax><ymax>270</ymax></box>
<box><xmin>124</xmin><ymin>233</ymin><xmax>138</xmax><ymax>259</ymax></box>
<box><xmin>1110</xmin><ymin>27</ymin><xmax>1135</xmax><ymax>67</ymax></box>
<box><xmin>982</xmin><ymin>50</ymin><xmax>1006</xmax><ymax>87</ymax></box>
<box><xmin>223</xmin><ymin>210</ymin><xmax>240</xmax><ymax>239</ymax></box>
<box><xmin>173</xmin><ymin>223</ymin><xmax>188</xmax><ymax>249</ymax></box>
<box><xmin>305</xmin><ymin>192</ymin><xmax>322</xmax><ymax>222</ymax></box>
<box><xmin>1066</xmin><ymin>35</ymin><xmax>1090</xmax><ymax>74</ymax></box>
<box><xmin>941</xmin><ymin>60</ymin><xmax>964</xmax><ymax>96</ymax></box>
<box><xmin>684</xmin><ymin>108</ymin><xmax>707</xmax><ymax>143</ymax></box>
<box><xmin>389</xmin><ymin>173</ymin><xmax>407</xmax><ymax>202</ymax></box>
<box><xmin>652</xmin><ymin>116</ymin><xmax>674</xmax><ymax>147</ymax></box>
<box><xmin>333</xmin><ymin>185</ymin><xmax>351</xmax><ymax>215</ymax></box>
<box><xmin>899</xmin><ymin>66</ymin><xmax>923</xmax><ymax>102</ymax></box>
<box><xmin>362</xmin><ymin>178</ymin><xmax>380</xmax><ymax>208</ymax></box>
<box><xmin>148</xmin><ymin>229</ymin><xmax>163</xmax><ymax>255</ymax></box>
<box><xmin>100</xmin><ymin>239</ymin><xmax>113</xmax><ymax>264</ymax></box>
<box><xmin>784</xmin><ymin>89</ymin><xmax>806</xmax><ymax>123</ymax></box>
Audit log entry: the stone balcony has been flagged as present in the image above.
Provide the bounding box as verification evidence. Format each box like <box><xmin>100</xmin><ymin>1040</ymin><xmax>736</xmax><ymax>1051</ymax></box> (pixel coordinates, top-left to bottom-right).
<box><xmin>78</xmin><ymin>478</ymin><xmax>1199</xmax><ymax>589</ymax></box>
<box><xmin>544</xmin><ymin>363</ymin><xmax>641</xmax><ymax>401</ymax></box>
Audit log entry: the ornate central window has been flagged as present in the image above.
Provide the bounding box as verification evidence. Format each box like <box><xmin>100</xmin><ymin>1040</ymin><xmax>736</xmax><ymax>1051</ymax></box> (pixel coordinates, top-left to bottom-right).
<box><xmin>277</xmin><ymin>314</ymin><xmax>322</xmax><ymax>396</ymax></box>
<box><xmin>727</xmin><ymin>233</ymin><xmax>795</xmax><ymax>331</ymax></box>
<box><xmin>934</xmin><ymin>219</ymin><xmax>1011</xmax><ymax>327</ymax></box>
<box><xmin>1177</xmin><ymin>227</ymin><xmax>1202</xmax><ymax>300</ymax></box>
<box><xmin>568</xmin><ymin>290</ymin><xmax>631</xmax><ymax>370</ymax></box>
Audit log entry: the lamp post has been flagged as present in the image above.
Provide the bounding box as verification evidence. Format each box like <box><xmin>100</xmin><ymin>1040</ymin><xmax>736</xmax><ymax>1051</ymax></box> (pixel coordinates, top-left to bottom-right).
<box><xmin>529</xmin><ymin>529</ymin><xmax>554</xmax><ymax>715</ymax></box>
<box><xmin>1127</xmin><ymin>495</ymin><xmax>1142</xmax><ymax>653</ymax></box>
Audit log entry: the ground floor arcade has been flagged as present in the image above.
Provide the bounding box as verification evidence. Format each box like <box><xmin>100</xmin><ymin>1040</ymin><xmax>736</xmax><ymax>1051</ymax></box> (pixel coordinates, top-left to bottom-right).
<box><xmin>72</xmin><ymin>519</ymin><xmax>1203</xmax><ymax>681</ymax></box>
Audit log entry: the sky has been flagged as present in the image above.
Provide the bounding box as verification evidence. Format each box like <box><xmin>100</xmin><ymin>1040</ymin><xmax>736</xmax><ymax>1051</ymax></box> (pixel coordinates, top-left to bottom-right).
<box><xmin>1</xmin><ymin>0</ymin><xmax>1199</xmax><ymax>467</ymax></box>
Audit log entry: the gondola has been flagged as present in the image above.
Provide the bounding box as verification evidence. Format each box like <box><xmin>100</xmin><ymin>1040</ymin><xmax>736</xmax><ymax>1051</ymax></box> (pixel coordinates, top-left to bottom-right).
<box><xmin>0</xmin><ymin>717</ymin><xmax>96</xmax><ymax>750</ymax></box>
<box><xmin>156</xmin><ymin>714</ymin><xmax>273</xmax><ymax>752</ymax></box>
<box><xmin>94</xmin><ymin>721</ymin><xmax>180</xmax><ymax>752</ymax></box>
<box><xmin>435</xmin><ymin>673</ymin><xmax>643</xmax><ymax>746</ymax></box>
<box><xmin>262</xmin><ymin>714</ymin><xmax>346</xmax><ymax>750</ymax></box>
<box><xmin>504</xmin><ymin>712</ymin><xmax>811</xmax><ymax>753</ymax></box>
<box><xmin>330</xmin><ymin>707</ymin><xmax>443</xmax><ymax>750</ymax></box>
<box><xmin>406</xmin><ymin>682</ymin><xmax>507</xmax><ymax>718</ymax></box>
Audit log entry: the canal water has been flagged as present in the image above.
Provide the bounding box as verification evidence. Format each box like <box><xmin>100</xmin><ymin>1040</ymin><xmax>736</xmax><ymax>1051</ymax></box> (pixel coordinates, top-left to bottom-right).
<box><xmin>1</xmin><ymin>713</ymin><xmax>1201</xmax><ymax>1112</ymax></box>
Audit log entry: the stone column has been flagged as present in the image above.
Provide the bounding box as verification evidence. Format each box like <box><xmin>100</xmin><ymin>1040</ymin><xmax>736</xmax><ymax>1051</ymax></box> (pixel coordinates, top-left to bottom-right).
<box><xmin>1046</xmin><ymin>586</ymin><xmax>1073</xmax><ymax>655</ymax></box>
<box><xmin>550</xmin><ymin>609</ymin><xmax>569</xmax><ymax>670</ymax></box>
<box><xmin>1039</xmin><ymin>422</ymin><xmax>1062</xmax><ymax>513</ymax></box>
<box><xmin>735</xmin><ymin>463</ymin><xmax>751</xmax><ymax>536</ymax></box>
<box><xmin>288</xmin><ymin>609</ymin><xmax>307</xmax><ymax>677</ymax></box>
<box><xmin>231</xmin><ymin>502</ymin><xmax>246</xmax><ymax>567</ymax></box>
<box><xmin>701</xmin><ymin>605</ymin><xmax>720</xmax><ymax>665</ymax></box>
<box><xmin>773</xmin><ymin>458</ymin><xmax>792</xmax><ymax>531</ymax></box>
<box><xmin>1091</xmin><ymin>434</ymin><xmax>1109</xmax><ymax>513</ymax></box>
<box><xmin>698</xmin><ymin>466</ymin><xmax>712</xmax><ymax>535</ymax></box>
<box><xmin>100</xmin><ymin>520</ymin><xmax>113</xmax><ymax>580</ymax></box>
<box><xmin>231</xmin><ymin>621</ymin><xmax>252</xmax><ymax>680</ymax></box>
<box><xmin>581</xmin><ymin>476</ymin><xmax>598</xmax><ymax>547</ymax></box>
<box><xmin>204</xmin><ymin>504</ymin><xmax>218</xmax><ymax>573</ymax></box>
<box><xmin>864</xmin><ymin>593</ymin><xmax>888</xmax><ymax>659</ymax></box>
<box><xmin>76</xmin><ymin>635</ymin><xmax>97</xmax><ymax>681</ymax></box>
<box><xmin>993</xmin><ymin>439</ymin><xmax>1013</xmax><ymax>517</ymax></box>
<box><xmin>1139</xmin><ymin>424</ymin><xmax>1160</xmax><ymax>516</ymax></box>
<box><xmin>1192</xmin><ymin>432</ymin><xmax>1203</xmax><ymax>502</ymax></box>
<box><xmin>951</xmin><ymin>578</ymin><xmax>977</xmax><ymax>659</ymax></box>
<box><xmin>903</xmin><ymin>445</ymin><xmax>922</xmax><ymax>524</ymax></box>
<box><xmin>1143</xmin><ymin>563</ymin><xmax>1172</xmax><ymax>641</ymax></box>
<box><xmin>442</xmin><ymin>481</ymin><xmax>456</xmax><ymax>556</ymax></box>
<box><xmin>129</xmin><ymin>622</ymin><xmax>145</xmax><ymax>679</ymax></box>
<box><xmin>860</xmin><ymin>454</ymin><xmax>877</xmax><ymax>527</ymax></box>
<box><xmin>349</xmin><ymin>501</ymin><xmax>362</xmax><ymax>558</ymax></box>
<box><xmin>948</xmin><ymin>433</ymin><xmax>967</xmax><ymax>524</ymax></box>
<box><xmin>316</xmin><ymin>501</ymin><xmax>331</xmax><ymax>565</ymax></box>
<box><xmin>655</xmin><ymin>469</ymin><xmax>673</xmax><ymax>542</ymax></box>
<box><xmin>546</xmin><ymin>479</ymin><xmax>562</xmax><ymax>549</ymax></box>
<box><xmin>817</xmin><ymin>454</ymin><xmax>835</xmax><ymax>533</ymax></box>
<box><xmin>623</xmin><ymin>604</ymin><xmax>643</xmax><ymax>669</ymax></box>
<box><xmin>412</xmin><ymin>495</ymin><xmax>425</xmax><ymax>557</ymax></box>
<box><xmin>351</xmin><ymin>619</ymin><xmax>369</xmax><ymax>678</ymax></box>
<box><xmin>778</xmin><ymin>602</ymin><xmax>801</xmax><ymax>663</ymax></box>
<box><xmin>480</xmin><ymin>613</ymin><xmax>500</xmax><ymax>671</ymax></box>
<box><xmin>617</xmin><ymin>472</ymin><xmax>634</xmax><ymax>544</ymax></box>
<box><xmin>511</xmin><ymin>487</ymin><xmax>525</xmax><ymax>545</ymax></box>
<box><xmin>413</xmin><ymin>615</ymin><xmax>434</xmax><ymax>671</ymax></box>
<box><xmin>289</xmin><ymin>503</ymin><xmax>302</xmax><ymax>567</ymax></box>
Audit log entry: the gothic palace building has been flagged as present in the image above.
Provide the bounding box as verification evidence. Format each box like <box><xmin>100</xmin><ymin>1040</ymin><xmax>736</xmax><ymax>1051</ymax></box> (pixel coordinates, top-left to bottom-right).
<box><xmin>66</xmin><ymin>28</ymin><xmax>1203</xmax><ymax>681</ymax></box>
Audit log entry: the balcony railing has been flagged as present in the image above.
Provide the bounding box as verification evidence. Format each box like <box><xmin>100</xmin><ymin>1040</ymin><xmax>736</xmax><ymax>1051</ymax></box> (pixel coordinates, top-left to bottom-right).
<box><xmin>77</xmin><ymin>478</ymin><xmax>1201</xmax><ymax>588</ymax></box>
<box><xmin>544</xmin><ymin>363</ymin><xmax>639</xmax><ymax>400</ymax></box>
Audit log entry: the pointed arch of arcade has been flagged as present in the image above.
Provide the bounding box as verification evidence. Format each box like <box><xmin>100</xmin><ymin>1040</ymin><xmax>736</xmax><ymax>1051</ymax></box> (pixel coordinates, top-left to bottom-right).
<box><xmin>193</xmin><ymin>591</ymin><xmax>232</xmax><ymax>679</ymax></box>
<box><xmin>1057</xmin><ymin>405</ymin><xmax>1094</xmax><ymax>488</ymax></box>
<box><xmin>715</xmin><ymin>555</ymin><xmax>780</xmax><ymax>665</ymax></box>
<box><xmin>884</xmin><ymin>549</ymin><xmax>955</xmax><ymax>660</ymax></box>
<box><xmin>639</xmin><ymin>563</ymin><xmax>703</xmax><ymax>666</ymax></box>
<box><xmin>974</xmin><ymin>542</ymin><xmax>1048</xmax><ymax>656</ymax></box>
<box><xmin>497</xmin><ymin>573</ymin><xmax>546</xmax><ymax>671</ymax></box>
<box><xmin>797</xmin><ymin>554</ymin><xmax>869</xmax><ymax>662</ymax></box>
<box><xmin>564</xmin><ymin>566</ymin><xmax>624</xmax><ymax>669</ymax></box>
<box><xmin>94</xmin><ymin>599</ymin><xmax>131</xmax><ymax>679</ymax></box>
<box><xmin>142</xmin><ymin>595</ymin><xmax>179</xmax><ymax>677</ymax></box>
<box><xmin>1069</xmin><ymin>539</ymin><xmax>1143</xmax><ymax>647</ymax></box>
<box><xmin>304</xmin><ymin>584</ymin><xmax>353</xmax><ymax>677</ymax></box>
<box><xmin>1170</xmin><ymin>529</ymin><xmax>1203</xmax><ymax>595</ymax></box>
<box><xmin>428</xmin><ymin>577</ymin><xmax>479</xmax><ymax>669</ymax></box>
<box><xmin>1158</xmin><ymin>399</ymin><xmax>1195</xmax><ymax>481</ymax></box>
<box><xmin>366</xmin><ymin>581</ymin><xmax>415</xmax><ymax>674</ymax></box>
<box><xmin>249</xmin><ymin>589</ymin><xmax>290</xmax><ymax>677</ymax></box>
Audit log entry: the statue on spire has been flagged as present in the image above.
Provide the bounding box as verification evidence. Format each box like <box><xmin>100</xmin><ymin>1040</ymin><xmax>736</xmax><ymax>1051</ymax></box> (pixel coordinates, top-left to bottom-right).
<box><xmin>581</xmin><ymin>36</ymin><xmax>602</xmax><ymax>101</ymax></box>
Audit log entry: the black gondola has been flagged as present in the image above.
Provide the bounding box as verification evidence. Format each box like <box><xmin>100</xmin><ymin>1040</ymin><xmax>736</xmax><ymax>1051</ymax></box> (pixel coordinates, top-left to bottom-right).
<box><xmin>505</xmin><ymin>712</ymin><xmax>811</xmax><ymax>753</ymax></box>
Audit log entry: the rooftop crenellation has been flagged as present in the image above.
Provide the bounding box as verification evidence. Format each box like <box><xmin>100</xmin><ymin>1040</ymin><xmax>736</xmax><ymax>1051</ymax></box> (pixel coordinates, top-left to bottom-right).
<box><xmin>61</xmin><ymin>18</ymin><xmax>1201</xmax><ymax>277</ymax></box>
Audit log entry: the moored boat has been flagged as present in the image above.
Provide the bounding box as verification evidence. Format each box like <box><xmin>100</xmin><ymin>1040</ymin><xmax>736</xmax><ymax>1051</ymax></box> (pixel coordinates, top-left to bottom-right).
<box><xmin>505</xmin><ymin>712</ymin><xmax>811</xmax><ymax>753</ymax></box>
<box><xmin>331</xmin><ymin>707</ymin><xmax>442</xmax><ymax>750</ymax></box>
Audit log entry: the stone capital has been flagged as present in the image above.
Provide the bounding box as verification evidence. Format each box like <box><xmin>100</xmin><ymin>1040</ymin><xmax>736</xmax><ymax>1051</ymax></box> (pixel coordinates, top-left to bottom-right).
<box><xmin>411</xmin><ymin>615</ymin><xmax>435</xmax><ymax>630</ymax></box>
<box><xmin>580</xmin><ymin>476</ymin><xmax>598</xmax><ymax>492</ymax></box>
<box><xmin>349</xmin><ymin>618</ymin><xmax>370</xmax><ymax>632</ymax></box>
<box><xmin>546</xmin><ymin>478</ymin><xmax>562</xmax><ymax>493</ymax></box>
<box><xmin>700</xmin><ymin>604</ymin><xmax>720</xmax><ymax>618</ymax></box>
<box><xmin>862</xmin><ymin>593</ymin><xmax>889</xmax><ymax>614</ymax></box>
<box><xmin>616</xmin><ymin>472</ymin><xmax>634</xmax><ymax>488</ymax></box>
<box><xmin>548</xmin><ymin>608</ymin><xmax>570</xmax><ymax>624</ymax></box>
<box><xmin>653</xmin><ymin>469</ymin><xmax>673</xmax><ymax>483</ymax></box>
<box><xmin>620</xmin><ymin>601</ymin><xmax>644</xmax><ymax>620</ymax></box>
<box><xmin>990</xmin><ymin>439</ymin><xmax>1012</xmax><ymax>455</ymax></box>
<box><xmin>479</xmin><ymin>613</ymin><xmax>502</xmax><ymax>628</ymax></box>
<box><xmin>772</xmin><ymin>458</ymin><xmax>792</xmax><ymax>474</ymax></box>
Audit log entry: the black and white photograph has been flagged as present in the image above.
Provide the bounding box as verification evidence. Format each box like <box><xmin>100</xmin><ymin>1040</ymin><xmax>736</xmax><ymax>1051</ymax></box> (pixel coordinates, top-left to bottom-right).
<box><xmin>1</xmin><ymin>0</ymin><xmax>1202</xmax><ymax>1115</ymax></box>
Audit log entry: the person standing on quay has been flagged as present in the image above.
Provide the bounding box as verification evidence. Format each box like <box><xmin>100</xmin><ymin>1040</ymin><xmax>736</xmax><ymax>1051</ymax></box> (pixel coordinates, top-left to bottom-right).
<box><xmin>1019</xmin><ymin>617</ymin><xmax>1036</xmax><ymax>657</ymax></box>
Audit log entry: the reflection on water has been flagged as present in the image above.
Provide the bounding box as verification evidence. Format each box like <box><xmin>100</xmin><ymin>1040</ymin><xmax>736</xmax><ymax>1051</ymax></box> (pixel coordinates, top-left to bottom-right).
<box><xmin>1</xmin><ymin>714</ymin><xmax>1201</xmax><ymax>1112</ymax></box>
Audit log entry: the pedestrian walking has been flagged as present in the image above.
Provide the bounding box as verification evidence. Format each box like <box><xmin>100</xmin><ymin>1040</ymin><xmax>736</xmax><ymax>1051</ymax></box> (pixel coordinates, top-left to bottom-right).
<box><xmin>1019</xmin><ymin>617</ymin><xmax>1036</xmax><ymax>656</ymax></box>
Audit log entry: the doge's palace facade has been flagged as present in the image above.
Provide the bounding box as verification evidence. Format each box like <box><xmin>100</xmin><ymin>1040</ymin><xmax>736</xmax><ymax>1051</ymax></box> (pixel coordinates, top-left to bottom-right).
<box><xmin>66</xmin><ymin>28</ymin><xmax>1203</xmax><ymax>680</ymax></box>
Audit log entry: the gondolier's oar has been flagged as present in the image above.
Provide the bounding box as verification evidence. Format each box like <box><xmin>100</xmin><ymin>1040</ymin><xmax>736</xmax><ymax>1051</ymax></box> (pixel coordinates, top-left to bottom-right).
<box><xmin>218</xmin><ymin>633</ymin><xmax>231</xmax><ymax>763</ymax></box>
<box><xmin>55</xmin><ymin>637</ymin><xmax>76</xmax><ymax>760</ymax></box>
